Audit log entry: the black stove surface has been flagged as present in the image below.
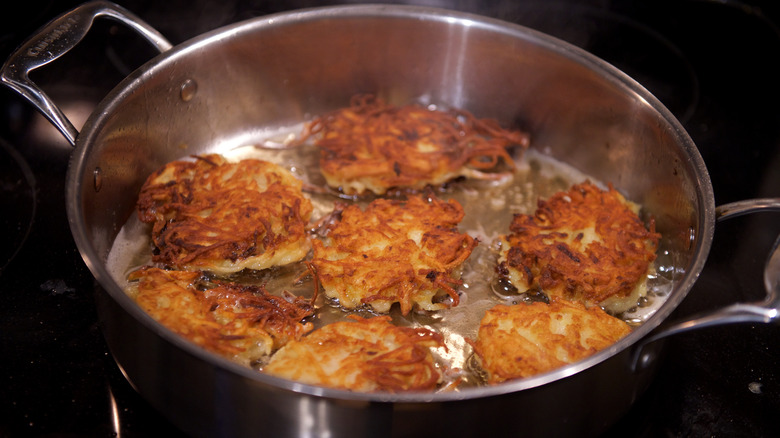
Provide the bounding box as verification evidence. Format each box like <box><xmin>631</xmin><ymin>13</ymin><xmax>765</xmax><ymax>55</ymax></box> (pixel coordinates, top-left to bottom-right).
<box><xmin>1</xmin><ymin>1</ymin><xmax>779</xmax><ymax>437</ymax></box>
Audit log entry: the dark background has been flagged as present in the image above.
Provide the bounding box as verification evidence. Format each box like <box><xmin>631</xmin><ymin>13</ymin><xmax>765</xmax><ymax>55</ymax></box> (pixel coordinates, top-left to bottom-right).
<box><xmin>1</xmin><ymin>1</ymin><xmax>779</xmax><ymax>437</ymax></box>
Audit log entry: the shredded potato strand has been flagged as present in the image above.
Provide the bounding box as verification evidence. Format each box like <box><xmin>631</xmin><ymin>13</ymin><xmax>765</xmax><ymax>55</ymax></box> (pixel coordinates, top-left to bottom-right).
<box><xmin>500</xmin><ymin>181</ymin><xmax>660</xmax><ymax>305</ymax></box>
<box><xmin>136</xmin><ymin>155</ymin><xmax>312</xmax><ymax>273</ymax></box>
<box><xmin>299</xmin><ymin>94</ymin><xmax>529</xmax><ymax>194</ymax></box>
<box><xmin>264</xmin><ymin>316</ymin><xmax>445</xmax><ymax>392</ymax></box>
<box><xmin>473</xmin><ymin>298</ymin><xmax>632</xmax><ymax>383</ymax></box>
<box><xmin>128</xmin><ymin>267</ymin><xmax>314</xmax><ymax>363</ymax></box>
<box><xmin>311</xmin><ymin>195</ymin><xmax>477</xmax><ymax>315</ymax></box>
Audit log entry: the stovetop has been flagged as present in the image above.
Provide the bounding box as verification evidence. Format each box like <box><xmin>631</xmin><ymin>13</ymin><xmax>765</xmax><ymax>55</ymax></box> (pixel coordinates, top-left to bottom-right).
<box><xmin>1</xmin><ymin>1</ymin><xmax>779</xmax><ymax>437</ymax></box>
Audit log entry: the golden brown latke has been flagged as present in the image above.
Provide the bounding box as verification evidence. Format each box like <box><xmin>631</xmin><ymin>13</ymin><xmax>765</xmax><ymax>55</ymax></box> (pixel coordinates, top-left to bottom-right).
<box><xmin>127</xmin><ymin>267</ymin><xmax>314</xmax><ymax>366</ymax></box>
<box><xmin>263</xmin><ymin>315</ymin><xmax>445</xmax><ymax>392</ymax></box>
<box><xmin>310</xmin><ymin>195</ymin><xmax>478</xmax><ymax>315</ymax></box>
<box><xmin>472</xmin><ymin>298</ymin><xmax>632</xmax><ymax>383</ymax></box>
<box><xmin>136</xmin><ymin>154</ymin><xmax>313</xmax><ymax>274</ymax></box>
<box><xmin>299</xmin><ymin>95</ymin><xmax>530</xmax><ymax>195</ymax></box>
<box><xmin>497</xmin><ymin>181</ymin><xmax>660</xmax><ymax>313</ymax></box>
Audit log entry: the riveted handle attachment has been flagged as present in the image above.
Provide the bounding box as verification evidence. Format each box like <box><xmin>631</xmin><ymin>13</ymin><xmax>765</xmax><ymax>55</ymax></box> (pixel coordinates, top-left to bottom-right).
<box><xmin>632</xmin><ymin>198</ymin><xmax>780</xmax><ymax>371</ymax></box>
<box><xmin>0</xmin><ymin>1</ymin><xmax>172</xmax><ymax>145</ymax></box>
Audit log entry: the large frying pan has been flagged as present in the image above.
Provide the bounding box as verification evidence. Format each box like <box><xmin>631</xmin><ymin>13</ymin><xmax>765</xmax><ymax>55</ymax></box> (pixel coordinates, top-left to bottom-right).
<box><xmin>3</xmin><ymin>2</ymin><xmax>779</xmax><ymax>437</ymax></box>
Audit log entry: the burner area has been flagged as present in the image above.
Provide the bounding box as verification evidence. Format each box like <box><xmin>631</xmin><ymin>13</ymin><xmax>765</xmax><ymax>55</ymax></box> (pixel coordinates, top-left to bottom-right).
<box><xmin>1</xmin><ymin>1</ymin><xmax>778</xmax><ymax>437</ymax></box>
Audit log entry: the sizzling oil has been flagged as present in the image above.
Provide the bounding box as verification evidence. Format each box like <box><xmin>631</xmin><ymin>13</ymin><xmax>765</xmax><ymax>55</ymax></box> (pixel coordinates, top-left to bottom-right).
<box><xmin>106</xmin><ymin>126</ymin><xmax>675</xmax><ymax>390</ymax></box>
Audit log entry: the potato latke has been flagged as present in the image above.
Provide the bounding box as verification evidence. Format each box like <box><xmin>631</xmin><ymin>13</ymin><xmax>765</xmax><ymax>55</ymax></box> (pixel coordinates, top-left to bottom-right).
<box><xmin>136</xmin><ymin>154</ymin><xmax>313</xmax><ymax>274</ymax></box>
<box><xmin>300</xmin><ymin>95</ymin><xmax>529</xmax><ymax>195</ymax></box>
<box><xmin>497</xmin><ymin>181</ymin><xmax>660</xmax><ymax>313</ymax></box>
<box><xmin>310</xmin><ymin>195</ymin><xmax>478</xmax><ymax>315</ymax></box>
<box><xmin>472</xmin><ymin>298</ymin><xmax>632</xmax><ymax>383</ymax></box>
<box><xmin>264</xmin><ymin>315</ymin><xmax>445</xmax><ymax>392</ymax></box>
<box><xmin>128</xmin><ymin>267</ymin><xmax>314</xmax><ymax>366</ymax></box>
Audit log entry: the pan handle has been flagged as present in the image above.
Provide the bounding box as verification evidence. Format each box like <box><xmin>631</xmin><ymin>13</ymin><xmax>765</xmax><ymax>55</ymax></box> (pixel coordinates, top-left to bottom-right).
<box><xmin>631</xmin><ymin>198</ymin><xmax>780</xmax><ymax>371</ymax></box>
<box><xmin>0</xmin><ymin>1</ymin><xmax>172</xmax><ymax>146</ymax></box>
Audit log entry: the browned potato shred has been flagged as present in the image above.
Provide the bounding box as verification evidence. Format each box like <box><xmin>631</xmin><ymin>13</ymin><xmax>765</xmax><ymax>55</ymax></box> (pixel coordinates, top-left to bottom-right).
<box><xmin>300</xmin><ymin>94</ymin><xmax>530</xmax><ymax>195</ymax></box>
<box><xmin>311</xmin><ymin>195</ymin><xmax>477</xmax><ymax>315</ymax></box>
<box><xmin>128</xmin><ymin>267</ymin><xmax>314</xmax><ymax>365</ymax></box>
<box><xmin>264</xmin><ymin>315</ymin><xmax>445</xmax><ymax>392</ymax></box>
<box><xmin>498</xmin><ymin>181</ymin><xmax>660</xmax><ymax>311</ymax></box>
<box><xmin>136</xmin><ymin>154</ymin><xmax>312</xmax><ymax>274</ymax></box>
<box><xmin>473</xmin><ymin>298</ymin><xmax>632</xmax><ymax>383</ymax></box>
